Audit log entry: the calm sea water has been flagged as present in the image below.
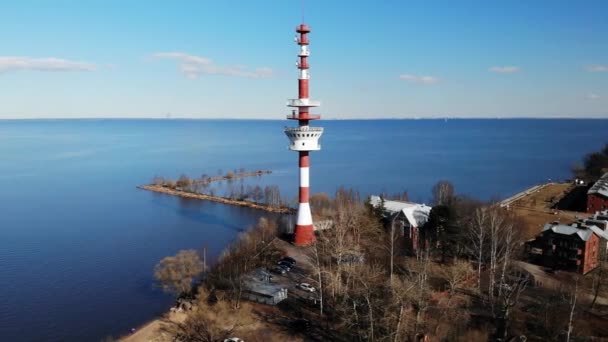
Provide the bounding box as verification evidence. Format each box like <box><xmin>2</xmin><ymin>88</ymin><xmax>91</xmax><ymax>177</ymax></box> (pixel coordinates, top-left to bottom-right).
<box><xmin>0</xmin><ymin>119</ymin><xmax>606</xmax><ymax>341</ymax></box>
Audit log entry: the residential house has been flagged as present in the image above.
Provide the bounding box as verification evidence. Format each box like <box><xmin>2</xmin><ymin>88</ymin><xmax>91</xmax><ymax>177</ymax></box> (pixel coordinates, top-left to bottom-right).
<box><xmin>587</xmin><ymin>173</ymin><xmax>608</xmax><ymax>213</ymax></box>
<box><xmin>585</xmin><ymin>210</ymin><xmax>608</xmax><ymax>252</ymax></box>
<box><xmin>529</xmin><ymin>222</ymin><xmax>607</xmax><ymax>274</ymax></box>
<box><xmin>369</xmin><ymin>195</ymin><xmax>432</xmax><ymax>253</ymax></box>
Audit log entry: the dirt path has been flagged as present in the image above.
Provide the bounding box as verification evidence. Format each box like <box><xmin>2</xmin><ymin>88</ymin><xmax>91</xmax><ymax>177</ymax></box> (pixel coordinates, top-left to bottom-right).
<box><xmin>516</xmin><ymin>261</ymin><xmax>608</xmax><ymax>306</ymax></box>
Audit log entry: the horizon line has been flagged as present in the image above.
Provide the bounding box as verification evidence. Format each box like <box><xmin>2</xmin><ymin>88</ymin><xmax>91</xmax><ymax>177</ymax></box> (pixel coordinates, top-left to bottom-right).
<box><xmin>1</xmin><ymin>116</ymin><xmax>608</xmax><ymax>121</ymax></box>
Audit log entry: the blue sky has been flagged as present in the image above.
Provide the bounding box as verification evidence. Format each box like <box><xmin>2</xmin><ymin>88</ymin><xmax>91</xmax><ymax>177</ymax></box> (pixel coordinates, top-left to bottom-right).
<box><xmin>0</xmin><ymin>0</ymin><xmax>607</xmax><ymax>119</ymax></box>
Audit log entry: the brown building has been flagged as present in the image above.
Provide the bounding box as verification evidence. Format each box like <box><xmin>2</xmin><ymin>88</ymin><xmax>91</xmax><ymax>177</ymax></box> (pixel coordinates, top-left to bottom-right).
<box><xmin>587</xmin><ymin>173</ymin><xmax>608</xmax><ymax>213</ymax></box>
<box><xmin>529</xmin><ymin>222</ymin><xmax>606</xmax><ymax>274</ymax></box>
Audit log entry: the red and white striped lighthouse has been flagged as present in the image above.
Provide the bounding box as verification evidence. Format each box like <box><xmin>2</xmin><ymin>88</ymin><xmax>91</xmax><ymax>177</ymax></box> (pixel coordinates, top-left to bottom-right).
<box><xmin>284</xmin><ymin>23</ymin><xmax>323</xmax><ymax>246</ymax></box>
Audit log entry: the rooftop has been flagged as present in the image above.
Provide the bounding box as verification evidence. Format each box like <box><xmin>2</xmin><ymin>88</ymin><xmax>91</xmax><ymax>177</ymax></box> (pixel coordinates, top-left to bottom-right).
<box><xmin>588</xmin><ymin>172</ymin><xmax>608</xmax><ymax>198</ymax></box>
<box><xmin>243</xmin><ymin>268</ymin><xmax>287</xmax><ymax>297</ymax></box>
<box><xmin>542</xmin><ymin>222</ymin><xmax>608</xmax><ymax>241</ymax></box>
<box><xmin>589</xmin><ymin>210</ymin><xmax>608</xmax><ymax>221</ymax></box>
<box><xmin>243</xmin><ymin>281</ymin><xmax>286</xmax><ymax>298</ymax></box>
<box><xmin>370</xmin><ymin>195</ymin><xmax>430</xmax><ymax>212</ymax></box>
<box><xmin>543</xmin><ymin>223</ymin><xmax>593</xmax><ymax>241</ymax></box>
<box><xmin>369</xmin><ymin>195</ymin><xmax>432</xmax><ymax>227</ymax></box>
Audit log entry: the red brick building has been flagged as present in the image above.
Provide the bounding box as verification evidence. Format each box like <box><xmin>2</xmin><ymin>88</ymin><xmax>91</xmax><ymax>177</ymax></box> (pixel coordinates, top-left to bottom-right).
<box><xmin>530</xmin><ymin>223</ymin><xmax>603</xmax><ymax>274</ymax></box>
<box><xmin>587</xmin><ymin>173</ymin><xmax>608</xmax><ymax>213</ymax></box>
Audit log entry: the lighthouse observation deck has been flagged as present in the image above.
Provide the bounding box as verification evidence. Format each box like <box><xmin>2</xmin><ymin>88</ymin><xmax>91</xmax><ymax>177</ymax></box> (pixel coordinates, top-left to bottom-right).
<box><xmin>287</xmin><ymin>98</ymin><xmax>320</xmax><ymax>107</ymax></box>
<box><xmin>284</xmin><ymin>126</ymin><xmax>324</xmax><ymax>151</ymax></box>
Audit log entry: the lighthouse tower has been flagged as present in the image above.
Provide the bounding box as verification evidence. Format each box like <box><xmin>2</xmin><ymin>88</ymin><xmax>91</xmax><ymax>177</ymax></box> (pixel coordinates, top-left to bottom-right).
<box><xmin>285</xmin><ymin>24</ymin><xmax>323</xmax><ymax>246</ymax></box>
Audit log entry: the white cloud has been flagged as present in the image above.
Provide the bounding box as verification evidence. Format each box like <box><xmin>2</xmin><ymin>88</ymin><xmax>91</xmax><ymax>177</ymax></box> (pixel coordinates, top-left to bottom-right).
<box><xmin>489</xmin><ymin>66</ymin><xmax>520</xmax><ymax>73</ymax></box>
<box><xmin>587</xmin><ymin>93</ymin><xmax>601</xmax><ymax>100</ymax></box>
<box><xmin>152</xmin><ymin>52</ymin><xmax>273</xmax><ymax>79</ymax></box>
<box><xmin>586</xmin><ymin>65</ymin><xmax>608</xmax><ymax>72</ymax></box>
<box><xmin>0</xmin><ymin>56</ymin><xmax>97</xmax><ymax>73</ymax></box>
<box><xmin>399</xmin><ymin>74</ymin><xmax>440</xmax><ymax>85</ymax></box>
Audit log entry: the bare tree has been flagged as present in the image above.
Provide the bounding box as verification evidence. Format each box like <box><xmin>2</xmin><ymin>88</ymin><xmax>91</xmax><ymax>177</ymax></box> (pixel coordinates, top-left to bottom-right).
<box><xmin>438</xmin><ymin>259</ymin><xmax>474</xmax><ymax>297</ymax></box>
<box><xmin>432</xmin><ymin>180</ymin><xmax>455</xmax><ymax>206</ymax></box>
<box><xmin>487</xmin><ymin>208</ymin><xmax>505</xmax><ymax>312</ymax></box>
<box><xmin>163</xmin><ymin>288</ymin><xmax>254</xmax><ymax>342</ymax></box>
<box><xmin>566</xmin><ymin>276</ymin><xmax>579</xmax><ymax>342</ymax></box>
<box><xmin>176</xmin><ymin>174</ymin><xmax>192</xmax><ymax>189</ymax></box>
<box><xmin>244</xmin><ymin>185</ymin><xmax>253</xmax><ymax>200</ymax></box>
<box><xmin>495</xmin><ymin>272</ymin><xmax>528</xmax><ymax>341</ymax></box>
<box><xmin>310</xmin><ymin>192</ymin><xmax>332</xmax><ymax>217</ymax></box>
<box><xmin>152</xmin><ymin>176</ymin><xmax>166</xmax><ymax>186</ymax></box>
<box><xmin>385</xmin><ymin>214</ymin><xmax>403</xmax><ymax>286</ymax></box>
<box><xmin>308</xmin><ymin>242</ymin><xmax>324</xmax><ymax>317</ymax></box>
<box><xmin>468</xmin><ymin>207</ymin><xmax>488</xmax><ymax>292</ymax></box>
<box><xmin>590</xmin><ymin>248</ymin><xmax>607</xmax><ymax>309</ymax></box>
<box><xmin>251</xmin><ymin>185</ymin><xmax>263</xmax><ymax>202</ymax></box>
<box><xmin>206</xmin><ymin>218</ymin><xmax>282</xmax><ymax>307</ymax></box>
<box><xmin>391</xmin><ymin>276</ymin><xmax>417</xmax><ymax>341</ymax></box>
<box><xmin>498</xmin><ymin>218</ymin><xmax>516</xmax><ymax>299</ymax></box>
<box><xmin>263</xmin><ymin>185</ymin><xmax>281</xmax><ymax>207</ymax></box>
<box><xmin>389</xmin><ymin>215</ymin><xmax>397</xmax><ymax>285</ymax></box>
<box><xmin>154</xmin><ymin>249</ymin><xmax>204</xmax><ymax>298</ymax></box>
<box><xmin>390</xmin><ymin>190</ymin><xmax>410</xmax><ymax>202</ymax></box>
<box><xmin>413</xmin><ymin>248</ymin><xmax>432</xmax><ymax>333</ymax></box>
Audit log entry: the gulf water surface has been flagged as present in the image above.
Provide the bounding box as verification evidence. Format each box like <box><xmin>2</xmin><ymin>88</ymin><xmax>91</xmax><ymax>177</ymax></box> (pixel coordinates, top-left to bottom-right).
<box><xmin>0</xmin><ymin>119</ymin><xmax>606</xmax><ymax>341</ymax></box>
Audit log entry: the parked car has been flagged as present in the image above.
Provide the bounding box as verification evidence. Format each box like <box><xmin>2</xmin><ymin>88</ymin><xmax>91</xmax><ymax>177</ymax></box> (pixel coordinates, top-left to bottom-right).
<box><xmin>277</xmin><ymin>261</ymin><xmax>292</xmax><ymax>271</ymax></box>
<box><xmin>277</xmin><ymin>264</ymin><xmax>291</xmax><ymax>272</ymax></box>
<box><xmin>271</xmin><ymin>267</ymin><xmax>286</xmax><ymax>275</ymax></box>
<box><xmin>224</xmin><ymin>338</ymin><xmax>244</xmax><ymax>342</ymax></box>
<box><xmin>297</xmin><ymin>282</ymin><xmax>316</xmax><ymax>292</ymax></box>
<box><xmin>281</xmin><ymin>256</ymin><xmax>297</xmax><ymax>266</ymax></box>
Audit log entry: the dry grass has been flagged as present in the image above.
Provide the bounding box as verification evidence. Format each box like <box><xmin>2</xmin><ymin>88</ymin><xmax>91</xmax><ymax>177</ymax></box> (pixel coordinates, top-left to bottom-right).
<box><xmin>120</xmin><ymin>299</ymin><xmax>300</xmax><ymax>342</ymax></box>
<box><xmin>120</xmin><ymin>311</ymin><xmax>186</xmax><ymax>342</ymax></box>
<box><xmin>514</xmin><ymin>183</ymin><xmax>572</xmax><ymax>210</ymax></box>
<box><xmin>509</xmin><ymin>183</ymin><xmax>582</xmax><ymax>239</ymax></box>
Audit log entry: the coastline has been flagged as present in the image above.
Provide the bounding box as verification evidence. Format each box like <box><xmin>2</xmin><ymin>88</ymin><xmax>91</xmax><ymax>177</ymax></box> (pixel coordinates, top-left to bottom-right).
<box><xmin>119</xmin><ymin>311</ymin><xmax>186</xmax><ymax>342</ymax></box>
<box><xmin>137</xmin><ymin>184</ymin><xmax>295</xmax><ymax>214</ymax></box>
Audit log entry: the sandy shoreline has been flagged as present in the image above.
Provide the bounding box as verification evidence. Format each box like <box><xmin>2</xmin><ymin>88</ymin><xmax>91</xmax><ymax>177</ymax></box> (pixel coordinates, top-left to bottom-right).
<box><xmin>120</xmin><ymin>311</ymin><xmax>186</xmax><ymax>342</ymax></box>
<box><xmin>138</xmin><ymin>184</ymin><xmax>295</xmax><ymax>214</ymax></box>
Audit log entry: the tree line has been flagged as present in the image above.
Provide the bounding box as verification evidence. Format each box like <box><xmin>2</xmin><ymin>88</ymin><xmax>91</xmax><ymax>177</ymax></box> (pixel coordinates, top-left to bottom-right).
<box><xmin>152</xmin><ymin>173</ymin><xmax>283</xmax><ymax>207</ymax></box>
<box><xmin>152</xmin><ymin>182</ymin><xmax>596</xmax><ymax>341</ymax></box>
<box><xmin>573</xmin><ymin>143</ymin><xmax>608</xmax><ymax>181</ymax></box>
